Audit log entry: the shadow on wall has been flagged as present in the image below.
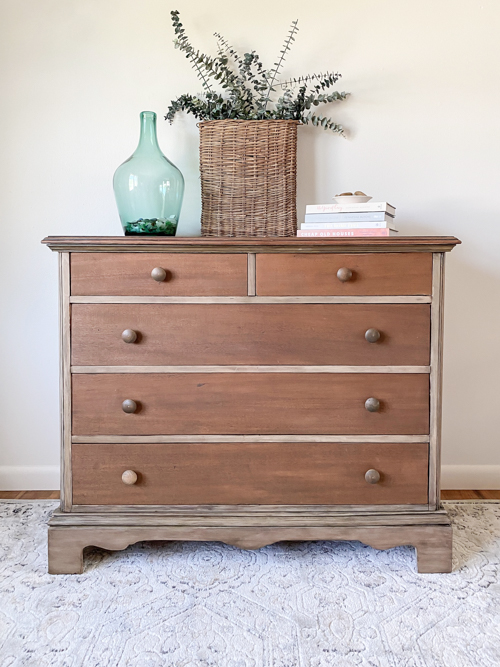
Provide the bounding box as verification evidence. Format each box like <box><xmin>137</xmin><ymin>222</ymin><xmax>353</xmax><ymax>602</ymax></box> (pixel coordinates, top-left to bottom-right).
<box><xmin>397</xmin><ymin>216</ymin><xmax>500</xmax><ymax>465</ymax></box>
<box><xmin>171</xmin><ymin>116</ymin><xmax>203</xmax><ymax>237</ymax></box>
<box><xmin>297</xmin><ymin>125</ymin><xmax>318</xmax><ymax>216</ymax></box>
<box><xmin>296</xmin><ymin>124</ymin><xmax>350</xmax><ymax>216</ymax></box>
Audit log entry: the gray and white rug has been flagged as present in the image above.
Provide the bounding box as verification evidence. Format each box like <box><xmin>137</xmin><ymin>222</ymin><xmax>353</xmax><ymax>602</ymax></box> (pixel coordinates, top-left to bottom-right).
<box><xmin>0</xmin><ymin>501</ymin><xmax>499</xmax><ymax>666</ymax></box>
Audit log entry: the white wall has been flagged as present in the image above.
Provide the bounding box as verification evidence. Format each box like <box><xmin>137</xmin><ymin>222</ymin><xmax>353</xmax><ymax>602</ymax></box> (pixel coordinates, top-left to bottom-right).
<box><xmin>1</xmin><ymin>0</ymin><xmax>499</xmax><ymax>489</ymax></box>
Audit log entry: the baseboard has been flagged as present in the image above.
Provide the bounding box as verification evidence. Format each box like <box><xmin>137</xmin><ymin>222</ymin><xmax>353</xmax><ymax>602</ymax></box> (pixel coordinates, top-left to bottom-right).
<box><xmin>0</xmin><ymin>464</ymin><xmax>498</xmax><ymax>491</ymax></box>
<box><xmin>441</xmin><ymin>465</ymin><xmax>500</xmax><ymax>490</ymax></box>
<box><xmin>0</xmin><ymin>466</ymin><xmax>59</xmax><ymax>490</ymax></box>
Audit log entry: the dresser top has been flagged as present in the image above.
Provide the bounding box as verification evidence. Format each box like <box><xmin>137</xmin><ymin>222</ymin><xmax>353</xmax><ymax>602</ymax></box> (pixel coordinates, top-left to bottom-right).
<box><xmin>42</xmin><ymin>236</ymin><xmax>460</xmax><ymax>253</ymax></box>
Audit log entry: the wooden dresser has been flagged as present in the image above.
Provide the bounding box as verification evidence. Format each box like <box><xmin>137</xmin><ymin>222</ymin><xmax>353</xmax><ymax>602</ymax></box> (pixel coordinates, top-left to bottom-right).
<box><xmin>42</xmin><ymin>235</ymin><xmax>460</xmax><ymax>574</ymax></box>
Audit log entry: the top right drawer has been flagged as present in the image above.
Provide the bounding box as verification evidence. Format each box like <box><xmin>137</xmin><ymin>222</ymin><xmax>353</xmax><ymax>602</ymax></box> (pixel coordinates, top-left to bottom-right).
<box><xmin>256</xmin><ymin>253</ymin><xmax>433</xmax><ymax>296</ymax></box>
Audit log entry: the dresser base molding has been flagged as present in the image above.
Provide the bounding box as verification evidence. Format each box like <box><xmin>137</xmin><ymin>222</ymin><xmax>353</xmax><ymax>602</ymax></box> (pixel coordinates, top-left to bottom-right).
<box><xmin>47</xmin><ymin>509</ymin><xmax>452</xmax><ymax>575</ymax></box>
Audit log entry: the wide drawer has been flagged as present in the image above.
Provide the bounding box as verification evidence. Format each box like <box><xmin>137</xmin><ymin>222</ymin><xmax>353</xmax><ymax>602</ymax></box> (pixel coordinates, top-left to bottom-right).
<box><xmin>72</xmin><ymin>442</ymin><xmax>429</xmax><ymax>505</ymax></box>
<box><xmin>72</xmin><ymin>373</ymin><xmax>430</xmax><ymax>435</ymax></box>
<box><xmin>71</xmin><ymin>303</ymin><xmax>431</xmax><ymax>366</ymax></box>
<box><xmin>256</xmin><ymin>253</ymin><xmax>433</xmax><ymax>295</ymax></box>
<box><xmin>70</xmin><ymin>252</ymin><xmax>248</xmax><ymax>296</ymax></box>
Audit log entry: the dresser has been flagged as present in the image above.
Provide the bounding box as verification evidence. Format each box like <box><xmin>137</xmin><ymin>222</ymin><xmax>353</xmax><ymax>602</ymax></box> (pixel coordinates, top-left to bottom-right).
<box><xmin>42</xmin><ymin>235</ymin><xmax>460</xmax><ymax>574</ymax></box>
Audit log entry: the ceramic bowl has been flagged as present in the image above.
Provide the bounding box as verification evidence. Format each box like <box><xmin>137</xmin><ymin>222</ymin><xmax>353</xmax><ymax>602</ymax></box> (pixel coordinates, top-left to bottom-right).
<box><xmin>332</xmin><ymin>195</ymin><xmax>372</xmax><ymax>204</ymax></box>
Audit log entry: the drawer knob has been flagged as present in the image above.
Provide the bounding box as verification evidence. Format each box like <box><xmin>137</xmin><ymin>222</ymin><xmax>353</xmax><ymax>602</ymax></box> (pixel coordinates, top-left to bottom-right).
<box><xmin>365</xmin><ymin>469</ymin><xmax>381</xmax><ymax>484</ymax></box>
<box><xmin>121</xmin><ymin>470</ymin><xmax>138</xmax><ymax>485</ymax></box>
<box><xmin>121</xmin><ymin>329</ymin><xmax>138</xmax><ymax>344</ymax></box>
<box><xmin>336</xmin><ymin>267</ymin><xmax>353</xmax><ymax>282</ymax></box>
<box><xmin>365</xmin><ymin>397</ymin><xmax>380</xmax><ymax>412</ymax></box>
<box><xmin>151</xmin><ymin>267</ymin><xmax>167</xmax><ymax>282</ymax></box>
<box><xmin>365</xmin><ymin>328</ymin><xmax>381</xmax><ymax>343</ymax></box>
<box><xmin>122</xmin><ymin>399</ymin><xmax>138</xmax><ymax>414</ymax></box>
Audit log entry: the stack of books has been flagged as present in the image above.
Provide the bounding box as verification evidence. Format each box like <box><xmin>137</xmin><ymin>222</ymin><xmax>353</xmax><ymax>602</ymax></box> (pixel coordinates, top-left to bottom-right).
<box><xmin>297</xmin><ymin>202</ymin><xmax>397</xmax><ymax>237</ymax></box>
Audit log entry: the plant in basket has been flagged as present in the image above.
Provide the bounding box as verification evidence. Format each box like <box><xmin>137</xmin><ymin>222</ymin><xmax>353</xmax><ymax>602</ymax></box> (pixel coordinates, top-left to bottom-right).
<box><xmin>166</xmin><ymin>11</ymin><xmax>349</xmax><ymax>237</ymax></box>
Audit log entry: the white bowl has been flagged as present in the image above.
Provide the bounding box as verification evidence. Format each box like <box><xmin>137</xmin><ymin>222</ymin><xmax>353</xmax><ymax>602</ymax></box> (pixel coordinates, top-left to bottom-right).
<box><xmin>332</xmin><ymin>195</ymin><xmax>372</xmax><ymax>204</ymax></box>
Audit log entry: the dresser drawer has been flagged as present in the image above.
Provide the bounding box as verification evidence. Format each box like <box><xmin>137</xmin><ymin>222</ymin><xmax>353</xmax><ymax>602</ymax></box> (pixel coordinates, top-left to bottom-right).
<box><xmin>256</xmin><ymin>253</ymin><xmax>432</xmax><ymax>295</ymax></box>
<box><xmin>71</xmin><ymin>303</ymin><xmax>431</xmax><ymax>367</ymax></box>
<box><xmin>72</xmin><ymin>442</ymin><xmax>429</xmax><ymax>505</ymax></box>
<box><xmin>72</xmin><ymin>373</ymin><xmax>429</xmax><ymax>435</ymax></box>
<box><xmin>70</xmin><ymin>253</ymin><xmax>248</xmax><ymax>296</ymax></box>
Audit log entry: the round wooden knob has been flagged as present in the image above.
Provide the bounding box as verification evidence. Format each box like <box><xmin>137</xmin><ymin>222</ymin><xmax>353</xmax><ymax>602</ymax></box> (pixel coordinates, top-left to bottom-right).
<box><xmin>336</xmin><ymin>267</ymin><xmax>353</xmax><ymax>283</ymax></box>
<box><xmin>151</xmin><ymin>267</ymin><xmax>167</xmax><ymax>282</ymax></box>
<box><xmin>365</xmin><ymin>328</ymin><xmax>381</xmax><ymax>343</ymax></box>
<box><xmin>365</xmin><ymin>469</ymin><xmax>381</xmax><ymax>484</ymax></box>
<box><xmin>122</xmin><ymin>399</ymin><xmax>137</xmax><ymax>414</ymax></box>
<box><xmin>121</xmin><ymin>329</ymin><xmax>138</xmax><ymax>344</ymax></box>
<box><xmin>365</xmin><ymin>397</ymin><xmax>380</xmax><ymax>412</ymax></box>
<box><xmin>122</xmin><ymin>470</ymin><xmax>138</xmax><ymax>485</ymax></box>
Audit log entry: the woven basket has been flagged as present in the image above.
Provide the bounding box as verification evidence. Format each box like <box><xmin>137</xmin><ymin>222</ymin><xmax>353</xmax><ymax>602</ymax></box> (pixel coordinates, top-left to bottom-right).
<box><xmin>199</xmin><ymin>119</ymin><xmax>299</xmax><ymax>237</ymax></box>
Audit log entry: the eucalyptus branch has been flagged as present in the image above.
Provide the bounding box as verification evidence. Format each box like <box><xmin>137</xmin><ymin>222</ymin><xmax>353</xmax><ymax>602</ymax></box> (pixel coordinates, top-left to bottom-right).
<box><xmin>263</xmin><ymin>19</ymin><xmax>299</xmax><ymax>111</ymax></box>
<box><xmin>214</xmin><ymin>32</ymin><xmax>270</xmax><ymax>98</ymax></box>
<box><xmin>302</xmin><ymin>111</ymin><xmax>345</xmax><ymax>134</ymax></box>
<box><xmin>277</xmin><ymin>71</ymin><xmax>341</xmax><ymax>89</ymax></box>
<box><xmin>171</xmin><ymin>10</ymin><xmax>214</xmax><ymax>93</ymax></box>
<box><xmin>166</xmin><ymin>11</ymin><xmax>349</xmax><ymax>134</ymax></box>
<box><xmin>214</xmin><ymin>32</ymin><xmax>244</xmax><ymax>70</ymax></box>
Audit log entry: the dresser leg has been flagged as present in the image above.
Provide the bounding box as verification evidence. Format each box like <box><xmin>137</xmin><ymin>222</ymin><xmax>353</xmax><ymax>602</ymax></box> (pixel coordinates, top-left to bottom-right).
<box><xmin>414</xmin><ymin>524</ymin><xmax>453</xmax><ymax>573</ymax></box>
<box><xmin>48</xmin><ymin>527</ymin><xmax>85</xmax><ymax>574</ymax></box>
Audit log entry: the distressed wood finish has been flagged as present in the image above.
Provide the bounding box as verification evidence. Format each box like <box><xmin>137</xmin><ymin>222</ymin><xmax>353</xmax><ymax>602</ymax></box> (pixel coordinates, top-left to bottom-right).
<box><xmin>72</xmin><ymin>442</ymin><xmax>429</xmax><ymax>506</ymax></box>
<box><xmin>66</xmin><ymin>504</ymin><xmax>432</xmax><ymax>515</ymax></box>
<box><xmin>59</xmin><ymin>253</ymin><xmax>72</xmax><ymax>511</ymax></box>
<box><xmin>70</xmin><ymin>252</ymin><xmax>248</xmax><ymax>296</ymax></box>
<box><xmin>256</xmin><ymin>253</ymin><xmax>433</xmax><ymax>296</ymax></box>
<box><xmin>429</xmin><ymin>253</ymin><xmax>445</xmax><ymax>509</ymax></box>
<box><xmin>43</xmin><ymin>236</ymin><xmax>461</xmax><ymax>253</ymax></box>
<box><xmin>47</xmin><ymin>522</ymin><xmax>452</xmax><ymax>574</ymax></box>
<box><xmin>247</xmin><ymin>253</ymin><xmax>256</xmax><ymax>296</ymax></box>
<box><xmin>44</xmin><ymin>235</ymin><xmax>459</xmax><ymax>574</ymax></box>
<box><xmin>69</xmin><ymin>295</ymin><xmax>432</xmax><ymax>304</ymax></box>
<box><xmin>8</xmin><ymin>491</ymin><xmax>500</xmax><ymax>500</ymax></box>
<box><xmin>71</xmin><ymin>303</ymin><xmax>431</xmax><ymax>367</ymax></box>
<box><xmin>72</xmin><ymin>373</ymin><xmax>430</xmax><ymax>436</ymax></box>
<box><xmin>50</xmin><ymin>507</ymin><xmax>448</xmax><ymax>525</ymax></box>
<box><xmin>71</xmin><ymin>365</ymin><xmax>431</xmax><ymax>374</ymax></box>
<box><xmin>72</xmin><ymin>434</ymin><xmax>430</xmax><ymax>444</ymax></box>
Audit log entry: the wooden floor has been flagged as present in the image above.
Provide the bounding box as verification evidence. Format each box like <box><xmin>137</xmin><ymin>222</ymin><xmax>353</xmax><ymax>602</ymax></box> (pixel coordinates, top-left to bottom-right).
<box><xmin>441</xmin><ymin>490</ymin><xmax>500</xmax><ymax>500</ymax></box>
<box><xmin>0</xmin><ymin>490</ymin><xmax>499</xmax><ymax>500</ymax></box>
<box><xmin>1</xmin><ymin>491</ymin><xmax>61</xmax><ymax>499</ymax></box>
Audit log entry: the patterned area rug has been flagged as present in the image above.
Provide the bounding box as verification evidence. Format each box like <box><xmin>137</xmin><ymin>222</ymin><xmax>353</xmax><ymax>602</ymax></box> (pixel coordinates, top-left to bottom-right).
<box><xmin>0</xmin><ymin>501</ymin><xmax>499</xmax><ymax>666</ymax></box>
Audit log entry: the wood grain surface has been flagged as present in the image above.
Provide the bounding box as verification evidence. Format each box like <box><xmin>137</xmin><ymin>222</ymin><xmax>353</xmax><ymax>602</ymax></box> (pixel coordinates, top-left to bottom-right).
<box><xmin>256</xmin><ymin>253</ymin><xmax>433</xmax><ymax>296</ymax></box>
<box><xmin>71</xmin><ymin>303</ymin><xmax>431</xmax><ymax>366</ymax></box>
<box><xmin>53</xmin><ymin>506</ymin><xmax>440</xmax><ymax>522</ymax></box>
<box><xmin>72</xmin><ymin>373</ymin><xmax>430</xmax><ymax>435</ymax></box>
<box><xmin>59</xmin><ymin>252</ymin><xmax>72</xmax><ymax>510</ymax></box>
<box><xmin>42</xmin><ymin>236</ymin><xmax>462</xmax><ymax>254</ymax></box>
<box><xmin>47</xmin><ymin>522</ymin><xmax>452</xmax><ymax>574</ymax></box>
<box><xmin>71</xmin><ymin>442</ymin><xmax>429</xmax><ymax>506</ymax></box>
<box><xmin>4</xmin><ymin>490</ymin><xmax>499</xmax><ymax>499</ymax></box>
<box><xmin>69</xmin><ymin>295</ymin><xmax>432</xmax><ymax>305</ymax></box>
<box><xmin>70</xmin><ymin>253</ymin><xmax>247</xmax><ymax>296</ymax></box>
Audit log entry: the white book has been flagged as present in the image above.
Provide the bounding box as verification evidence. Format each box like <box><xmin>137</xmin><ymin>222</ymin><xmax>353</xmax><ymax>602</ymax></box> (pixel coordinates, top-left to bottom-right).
<box><xmin>304</xmin><ymin>212</ymin><xmax>394</xmax><ymax>223</ymax></box>
<box><xmin>301</xmin><ymin>221</ymin><xmax>397</xmax><ymax>231</ymax></box>
<box><xmin>306</xmin><ymin>202</ymin><xmax>396</xmax><ymax>215</ymax></box>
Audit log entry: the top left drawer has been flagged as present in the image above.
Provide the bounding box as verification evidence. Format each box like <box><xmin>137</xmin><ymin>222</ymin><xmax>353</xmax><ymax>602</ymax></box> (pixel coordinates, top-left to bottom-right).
<box><xmin>70</xmin><ymin>253</ymin><xmax>248</xmax><ymax>296</ymax></box>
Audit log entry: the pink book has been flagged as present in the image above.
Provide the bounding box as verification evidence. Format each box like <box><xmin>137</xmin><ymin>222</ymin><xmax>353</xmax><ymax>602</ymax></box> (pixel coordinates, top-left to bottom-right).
<box><xmin>297</xmin><ymin>228</ymin><xmax>398</xmax><ymax>237</ymax></box>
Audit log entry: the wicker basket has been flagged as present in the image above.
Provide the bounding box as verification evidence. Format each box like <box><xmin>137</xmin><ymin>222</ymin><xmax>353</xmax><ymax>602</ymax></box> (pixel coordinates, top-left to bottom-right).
<box><xmin>199</xmin><ymin>119</ymin><xmax>299</xmax><ymax>237</ymax></box>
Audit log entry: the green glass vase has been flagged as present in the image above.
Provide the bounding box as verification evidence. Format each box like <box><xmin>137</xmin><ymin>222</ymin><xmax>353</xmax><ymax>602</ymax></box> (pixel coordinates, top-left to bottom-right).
<box><xmin>113</xmin><ymin>111</ymin><xmax>184</xmax><ymax>236</ymax></box>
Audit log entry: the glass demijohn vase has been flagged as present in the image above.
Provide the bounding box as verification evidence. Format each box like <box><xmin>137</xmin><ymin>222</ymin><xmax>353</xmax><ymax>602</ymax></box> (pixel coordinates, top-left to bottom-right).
<box><xmin>113</xmin><ymin>111</ymin><xmax>184</xmax><ymax>235</ymax></box>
